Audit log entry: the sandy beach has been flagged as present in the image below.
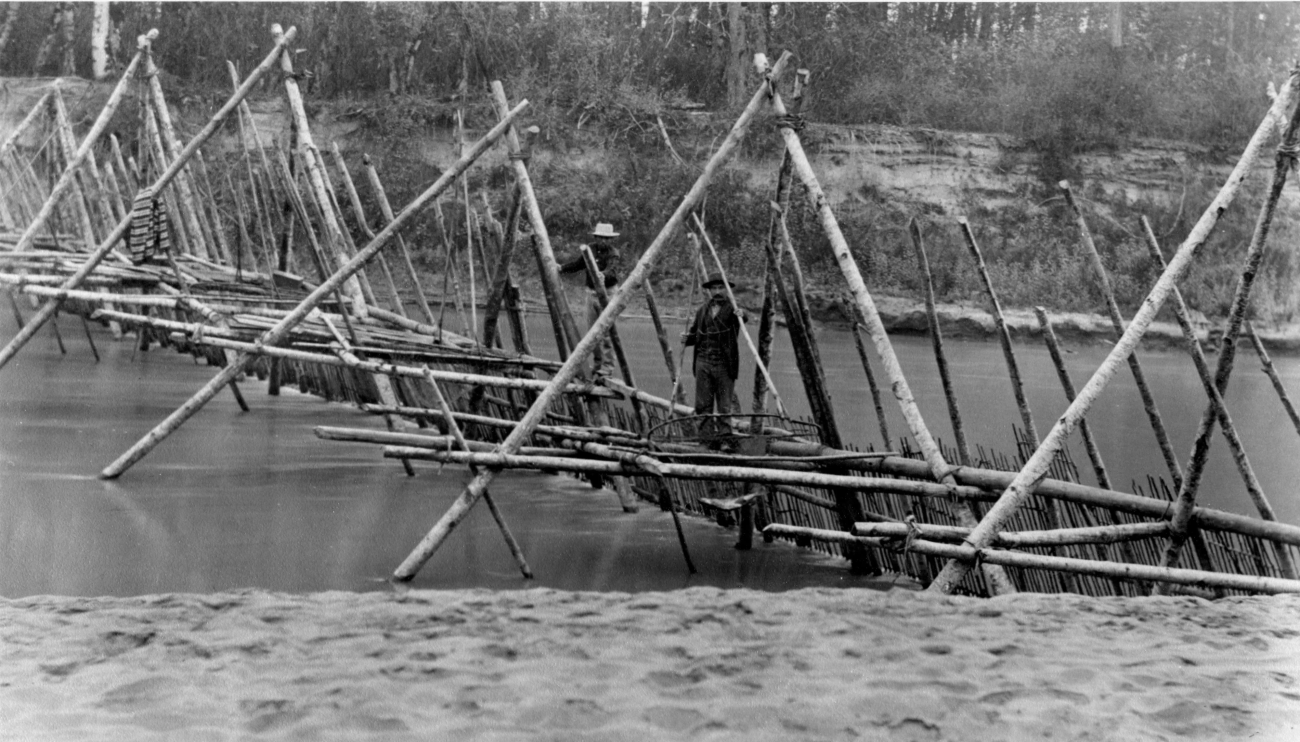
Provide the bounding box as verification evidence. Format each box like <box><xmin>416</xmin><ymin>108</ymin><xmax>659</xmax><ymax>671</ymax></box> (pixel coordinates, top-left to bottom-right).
<box><xmin>3</xmin><ymin>586</ymin><xmax>1298</xmax><ymax>740</ymax></box>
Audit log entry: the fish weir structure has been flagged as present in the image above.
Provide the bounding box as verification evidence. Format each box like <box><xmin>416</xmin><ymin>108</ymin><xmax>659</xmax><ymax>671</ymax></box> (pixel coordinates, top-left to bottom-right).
<box><xmin>3</xmin><ymin>30</ymin><xmax>1300</xmax><ymax>598</ymax></box>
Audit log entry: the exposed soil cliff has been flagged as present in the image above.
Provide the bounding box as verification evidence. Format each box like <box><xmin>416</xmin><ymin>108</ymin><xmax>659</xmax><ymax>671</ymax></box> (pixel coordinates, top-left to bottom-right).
<box><xmin>6</xmin><ymin>77</ymin><xmax>1299</xmax><ymax>351</ymax></box>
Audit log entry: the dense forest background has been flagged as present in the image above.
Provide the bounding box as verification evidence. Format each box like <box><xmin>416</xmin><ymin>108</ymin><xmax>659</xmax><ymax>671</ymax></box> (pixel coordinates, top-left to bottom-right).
<box><xmin>3</xmin><ymin>2</ymin><xmax>1300</xmax><ymax>323</ymax></box>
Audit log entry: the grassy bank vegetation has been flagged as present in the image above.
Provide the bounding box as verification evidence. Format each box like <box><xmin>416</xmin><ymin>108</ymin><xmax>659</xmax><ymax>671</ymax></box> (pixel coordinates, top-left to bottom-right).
<box><xmin>4</xmin><ymin>2</ymin><xmax>1299</xmax><ymax>323</ymax></box>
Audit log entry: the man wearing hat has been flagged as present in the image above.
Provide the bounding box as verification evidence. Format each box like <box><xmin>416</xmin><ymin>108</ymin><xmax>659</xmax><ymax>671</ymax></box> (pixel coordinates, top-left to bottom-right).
<box><xmin>559</xmin><ymin>222</ymin><xmax>622</xmax><ymax>376</ymax></box>
<box><xmin>683</xmin><ymin>272</ymin><xmax>742</xmax><ymax>445</ymax></box>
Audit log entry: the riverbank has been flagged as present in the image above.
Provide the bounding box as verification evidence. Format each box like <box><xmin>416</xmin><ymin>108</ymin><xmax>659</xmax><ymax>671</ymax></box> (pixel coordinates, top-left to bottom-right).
<box><xmin>3</xmin><ymin>587</ymin><xmax>1298</xmax><ymax>740</ymax></box>
<box><xmin>451</xmin><ymin>271</ymin><xmax>1300</xmax><ymax>356</ymax></box>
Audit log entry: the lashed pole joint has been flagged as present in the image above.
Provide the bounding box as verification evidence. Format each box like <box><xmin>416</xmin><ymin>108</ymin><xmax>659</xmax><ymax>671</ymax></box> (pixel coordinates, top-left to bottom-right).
<box><xmin>97</xmin><ymin>97</ymin><xmax>531</xmax><ymax>480</ymax></box>
<box><xmin>0</xmin><ymin>27</ymin><xmax>290</xmax><ymax>373</ymax></box>
<box><xmin>926</xmin><ymin>68</ymin><xmax>1300</xmax><ymax>594</ymax></box>
<box><xmin>392</xmin><ymin>54</ymin><xmax>795</xmax><ymax>582</ymax></box>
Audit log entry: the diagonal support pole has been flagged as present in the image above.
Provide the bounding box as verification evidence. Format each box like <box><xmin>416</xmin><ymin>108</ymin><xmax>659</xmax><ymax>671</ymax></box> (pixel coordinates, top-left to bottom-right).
<box><xmin>97</xmin><ymin>98</ymin><xmax>530</xmax><ymax>479</ymax></box>
<box><xmin>692</xmin><ymin>212</ymin><xmax>787</xmax><ymax>418</ymax></box>
<box><xmin>0</xmin><ymin>27</ymin><xmax>292</xmax><ymax>373</ymax></box>
<box><xmin>392</xmin><ymin>55</ymin><xmax>794</xmax><ymax>581</ymax></box>
<box><xmin>1149</xmin><ymin>89</ymin><xmax>1300</xmax><ymax>584</ymax></box>
<box><xmin>767</xmin><ymin>69</ymin><xmax>1013</xmax><ymax>593</ymax></box>
<box><xmin>1061</xmin><ymin>181</ymin><xmax>1184</xmax><ymax>490</ymax></box>
<box><xmin>926</xmin><ymin>68</ymin><xmax>1299</xmax><ymax>594</ymax></box>
<box><xmin>421</xmin><ymin>367</ymin><xmax>533</xmax><ymax>579</ymax></box>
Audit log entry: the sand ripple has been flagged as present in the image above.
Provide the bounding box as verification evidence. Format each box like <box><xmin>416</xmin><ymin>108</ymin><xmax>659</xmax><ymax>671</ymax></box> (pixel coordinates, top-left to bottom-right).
<box><xmin>3</xmin><ymin>588</ymin><xmax>1298</xmax><ymax>740</ymax></box>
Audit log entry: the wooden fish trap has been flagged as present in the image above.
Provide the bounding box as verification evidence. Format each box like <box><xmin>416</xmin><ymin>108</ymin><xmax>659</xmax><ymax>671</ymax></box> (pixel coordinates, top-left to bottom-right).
<box><xmin>3</xmin><ymin>31</ymin><xmax>1300</xmax><ymax>599</ymax></box>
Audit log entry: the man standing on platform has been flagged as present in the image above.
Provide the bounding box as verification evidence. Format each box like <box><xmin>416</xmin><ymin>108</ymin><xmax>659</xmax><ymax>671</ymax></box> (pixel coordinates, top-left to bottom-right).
<box><xmin>684</xmin><ymin>272</ymin><xmax>742</xmax><ymax>447</ymax></box>
<box><xmin>559</xmin><ymin>222</ymin><xmax>622</xmax><ymax>377</ymax></box>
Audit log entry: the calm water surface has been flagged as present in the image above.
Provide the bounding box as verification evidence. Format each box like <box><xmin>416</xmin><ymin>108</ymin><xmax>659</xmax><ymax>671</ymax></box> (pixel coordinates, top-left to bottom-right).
<box><xmin>4</xmin><ymin>301</ymin><xmax>1298</xmax><ymax>598</ymax></box>
<box><xmin>0</xmin><ymin>305</ymin><xmax>903</xmax><ymax>598</ymax></box>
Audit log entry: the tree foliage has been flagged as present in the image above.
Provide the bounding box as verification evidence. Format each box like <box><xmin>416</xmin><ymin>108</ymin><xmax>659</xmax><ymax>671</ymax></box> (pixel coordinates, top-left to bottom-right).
<box><xmin>3</xmin><ymin>3</ymin><xmax>1296</xmax><ymax>151</ymax></box>
<box><xmin>4</xmin><ymin>3</ymin><xmax>1300</xmax><ymax>321</ymax></box>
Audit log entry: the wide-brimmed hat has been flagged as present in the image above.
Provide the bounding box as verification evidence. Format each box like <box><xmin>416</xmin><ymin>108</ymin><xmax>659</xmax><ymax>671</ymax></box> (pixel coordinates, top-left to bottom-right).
<box><xmin>591</xmin><ymin>222</ymin><xmax>619</xmax><ymax>238</ymax></box>
<box><xmin>702</xmin><ymin>272</ymin><xmax>732</xmax><ymax>289</ymax></box>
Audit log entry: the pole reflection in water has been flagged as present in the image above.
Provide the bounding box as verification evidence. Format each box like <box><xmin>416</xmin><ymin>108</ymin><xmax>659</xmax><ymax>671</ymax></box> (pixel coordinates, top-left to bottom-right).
<box><xmin>4</xmin><ymin>303</ymin><xmax>1298</xmax><ymax>597</ymax></box>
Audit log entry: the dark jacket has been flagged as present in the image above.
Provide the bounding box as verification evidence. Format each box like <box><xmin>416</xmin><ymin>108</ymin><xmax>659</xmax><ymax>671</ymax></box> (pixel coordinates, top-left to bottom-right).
<box><xmin>559</xmin><ymin>241</ymin><xmax>620</xmax><ymax>289</ymax></box>
<box><xmin>684</xmin><ymin>296</ymin><xmax>740</xmax><ymax>380</ymax></box>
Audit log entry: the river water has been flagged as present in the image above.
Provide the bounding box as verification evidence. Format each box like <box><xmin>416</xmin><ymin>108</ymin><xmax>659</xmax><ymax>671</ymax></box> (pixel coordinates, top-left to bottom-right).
<box><xmin>3</xmin><ymin>300</ymin><xmax>1298</xmax><ymax>598</ymax></box>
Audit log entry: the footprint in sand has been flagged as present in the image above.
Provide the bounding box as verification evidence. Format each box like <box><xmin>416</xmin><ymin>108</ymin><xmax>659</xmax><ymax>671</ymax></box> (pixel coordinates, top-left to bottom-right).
<box><xmin>642</xmin><ymin>705</ymin><xmax>711</xmax><ymax>734</ymax></box>
<box><xmin>98</xmin><ymin>677</ymin><xmax>174</xmax><ymax>711</ymax></box>
<box><xmin>515</xmin><ymin>698</ymin><xmax>614</xmax><ymax>731</ymax></box>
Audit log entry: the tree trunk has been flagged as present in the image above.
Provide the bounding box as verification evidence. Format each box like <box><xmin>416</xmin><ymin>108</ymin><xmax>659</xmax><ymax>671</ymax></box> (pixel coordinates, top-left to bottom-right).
<box><xmin>32</xmin><ymin>6</ymin><xmax>61</xmax><ymax>74</ymax></box>
<box><xmin>0</xmin><ymin>2</ymin><xmax>18</xmax><ymax>60</ymax></box>
<box><xmin>59</xmin><ymin>2</ymin><xmax>75</xmax><ymax>77</ymax></box>
<box><xmin>91</xmin><ymin>1</ymin><xmax>110</xmax><ymax>79</ymax></box>
<box><xmin>725</xmin><ymin>2</ymin><xmax>747</xmax><ymax>108</ymax></box>
<box><xmin>1110</xmin><ymin>3</ymin><xmax>1122</xmax><ymax>49</ymax></box>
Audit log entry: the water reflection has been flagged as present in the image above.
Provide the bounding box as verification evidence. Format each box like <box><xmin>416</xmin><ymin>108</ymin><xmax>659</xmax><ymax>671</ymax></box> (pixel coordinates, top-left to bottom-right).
<box><xmin>4</xmin><ymin>302</ymin><xmax>1297</xmax><ymax>598</ymax></box>
<box><xmin>0</xmin><ymin>308</ymin><xmax>897</xmax><ymax>597</ymax></box>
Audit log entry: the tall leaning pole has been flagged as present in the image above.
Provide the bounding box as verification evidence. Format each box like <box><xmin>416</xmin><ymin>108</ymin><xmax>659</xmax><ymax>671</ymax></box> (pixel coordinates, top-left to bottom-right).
<box><xmin>98</xmin><ymin>99</ymin><xmax>531</xmax><ymax>480</ymax></box>
<box><xmin>391</xmin><ymin>53</ymin><xmax>795</xmax><ymax>582</ymax></box>
<box><xmin>0</xmin><ymin>28</ymin><xmax>295</xmax><ymax>373</ymax></box>
<box><xmin>925</xmin><ymin>69</ymin><xmax>1300</xmax><ymax>594</ymax></box>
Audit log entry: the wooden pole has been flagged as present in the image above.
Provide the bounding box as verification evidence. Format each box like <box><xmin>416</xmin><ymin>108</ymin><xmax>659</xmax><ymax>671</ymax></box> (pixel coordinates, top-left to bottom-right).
<box><xmin>1140</xmin><ymin>218</ymin><xmax>1300</xmax><ymax>584</ymax></box>
<box><xmin>767</xmin><ymin>76</ymin><xmax>953</xmax><ymax>506</ymax></box>
<box><xmin>1154</xmin><ymin>90</ymin><xmax>1300</xmax><ymax>586</ymax></box>
<box><xmin>926</xmin><ymin>68</ymin><xmax>1298</xmax><ymax>594</ymax></box>
<box><xmin>1034</xmin><ymin>308</ymin><xmax>1111</xmax><ymax>490</ymax></box>
<box><xmin>274</xmin><ymin>148</ymin><xmax>341</xmax><ymax>286</ymax></box>
<box><xmin>752</xmin><ymin>69</ymin><xmax>807</xmax><ymax>421</ymax></box>
<box><xmin>666</xmin><ymin>235</ymin><xmax>705</xmax><ymax>415</ymax></box>
<box><xmin>909</xmin><ymin>219</ymin><xmax>970</xmax><ymax>465</ymax></box>
<box><xmin>0</xmin><ymin>91</ymin><xmax>52</xmax><ymax>159</ymax></box>
<box><xmin>109</xmin><ymin>134</ymin><xmax>136</xmax><ymax>194</ymax></box>
<box><xmin>693</xmin><ymin>213</ymin><xmax>787</xmax><ymax>417</ymax></box>
<box><xmin>643</xmin><ymin>278</ymin><xmax>684</xmax><ymax>405</ymax></box>
<box><xmin>455</xmin><ymin>110</ymin><xmax>478</xmax><ymax>338</ymax></box>
<box><xmin>1034</xmin><ymin>305</ymin><xmax>1137</xmax><ymax>592</ymax></box>
<box><xmin>362</xmin><ymin>155</ymin><xmax>438</xmax><ymax>326</ymax></box>
<box><xmin>850</xmin><ymin>320</ymin><xmax>892</xmax><ymax>448</ymax></box>
<box><xmin>0</xmin><ymin>27</ymin><xmax>296</xmax><ymax>373</ymax></box>
<box><xmin>767</xmin><ymin>81</ymin><xmax>1010</xmax><ymax>590</ymax></box>
<box><xmin>767</xmin><ymin>204</ymin><xmax>839</xmax><ymax>438</ymax></box>
<box><xmin>8</xmin><ymin>37</ymin><xmax>151</xmax><ymax>256</ymax></box>
<box><xmin>97</xmin><ymin>98</ymin><xmax>530</xmax><ymax>479</ymax></box>
<box><xmin>488</xmin><ymin>81</ymin><xmax>583</xmax><ymax>360</ymax></box>
<box><xmin>52</xmin><ymin>88</ymin><xmax>121</xmax><ymax>238</ymax></box>
<box><xmin>581</xmin><ymin>245</ymin><xmax>649</xmax><ymax>434</ymax></box>
<box><xmin>48</xmin><ymin>89</ymin><xmax>100</xmax><ymax>252</ymax></box>
<box><xmin>330</xmin><ymin>144</ymin><xmax>406</xmax><ymax>317</ymax></box>
<box><xmin>960</xmin><ymin>217</ymin><xmax>1079</xmax><ymax>590</ymax></box>
<box><xmin>765</xmin><ymin>525</ymin><xmax>1300</xmax><ymax>596</ymax></box>
<box><xmin>479</xmin><ymin>185</ymin><xmax>523</xmax><ymax>349</ymax></box>
<box><xmin>1061</xmin><ymin>181</ymin><xmax>1184</xmax><ymax>489</ymax></box>
<box><xmin>351</xmin><ymin>397</ymin><xmax>1300</xmax><ymax>552</ymax></box>
<box><xmin>1135</xmin><ymin>220</ymin><xmax>1260</xmax><ymax>582</ymax></box>
<box><xmin>144</xmin><ymin>49</ymin><xmax>221</xmax><ymax>263</ymax></box>
<box><xmin>853</xmin><ymin>520</ymin><xmax>1170</xmax><ymax>548</ymax></box>
<box><xmin>392</xmin><ymin>56</ymin><xmax>794</xmax><ymax>581</ymax></box>
<box><xmin>142</xmin><ymin>103</ymin><xmax>197</xmax><ymax>257</ymax></box>
<box><xmin>909</xmin><ymin>219</ymin><xmax>1020</xmax><ymax>588</ymax></box>
<box><xmin>420</xmin><ymin>367</ymin><xmax>533</xmax><ymax>579</ymax></box>
<box><xmin>958</xmin><ymin>219</ymin><xmax>1039</xmax><ymax>445</ymax></box>
<box><xmin>750</xmin><ymin>268</ymin><xmax>776</xmax><ymax>416</ymax></box>
<box><xmin>193</xmin><ymin>150</ymin><xmax>234</xmax><ymax>266</ymax></box>
<box><xmin>129</xmin><ymin>332</ymin><xmax>606</xmax><ymax>397</ymax></box>
<box><xmin>387</xmin><ymin>447</ymin><xmax>995</xmax><ymax>501</ymax></box>
<box><xmin>314</xmin><ymin>146</ymin><xmax>385</xmax><ymax>308</ymax></box>
<box><xmin>862</xmin><ymin>453</ymin><xmax>1300</xmax><ymax>548</ymax></box>
<box><xmin>272</xmin><ymin>24</ymin><xmax>366</xmax><ymax>313</ymax></box>
<box><xmin>1243</xmin><ymin>320</ymin><xmax>1300</xmax><ymax>440</ymax></box>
